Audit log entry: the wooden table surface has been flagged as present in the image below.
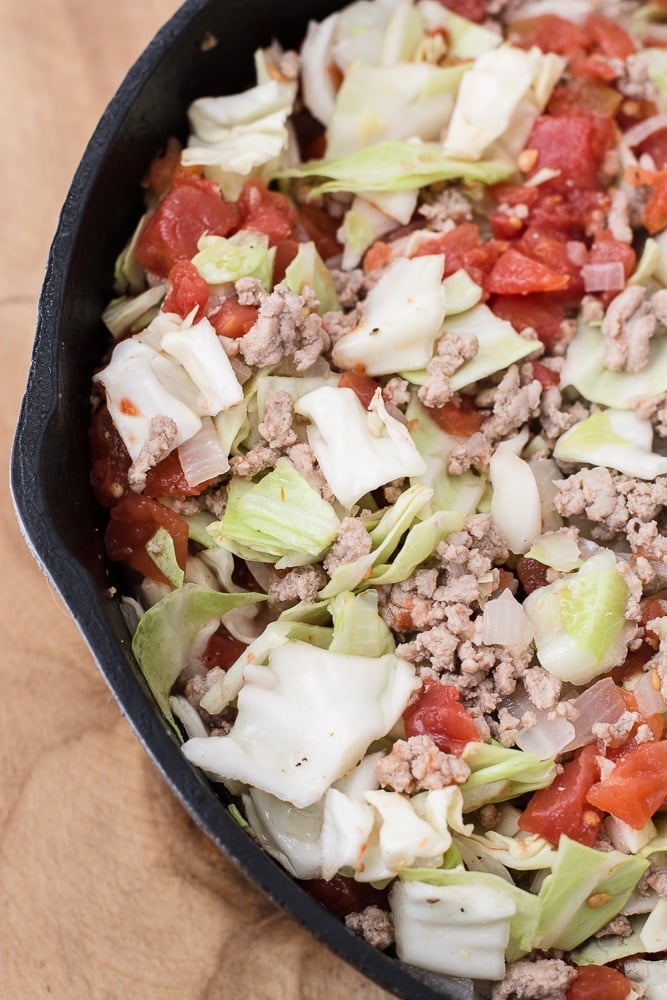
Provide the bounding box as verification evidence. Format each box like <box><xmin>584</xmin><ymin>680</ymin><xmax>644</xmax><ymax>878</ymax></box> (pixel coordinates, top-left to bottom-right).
<box><xmin>0</xmin><ymin>2</ymin><xmax>393</xmax><ymax>997</ymax></box>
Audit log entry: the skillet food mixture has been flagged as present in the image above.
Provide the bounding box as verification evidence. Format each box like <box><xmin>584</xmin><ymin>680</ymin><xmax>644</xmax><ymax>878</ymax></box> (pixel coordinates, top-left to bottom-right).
<box><xmin>91</xmin><ymin>0</ymin><xmax>667</xmax><ymax>996</ymax></box>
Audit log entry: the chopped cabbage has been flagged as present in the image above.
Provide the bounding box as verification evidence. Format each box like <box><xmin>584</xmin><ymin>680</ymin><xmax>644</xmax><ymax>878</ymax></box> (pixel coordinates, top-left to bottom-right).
<box><xmin>490</xmin><ymin>443</ymin><xmax>542</xmax><ymax>555</ymax></box>
<box><xmin>332</xmin><ymin>254</ymin><xmax>447</xmax><ymax>375</ymax></box>
<box><xmin>161</xmin><ymin>315</ymin><xmax>244</xmax><ymax>415</ymax></box>
<box><xmin>295</xmin><ymin>386</ymin><xmax>427</xmax><ymax>509</ymax></box>
<box><xmin>554</xmin><ymin>409</ymin><xmax>667</xmax><ymax>480</ymax></box>
<box><xmin>283</xmin><ymin>241</ymin><xmax>340</xmax><ymax>312</ymax></box>
<box><xmin>192</xmin><ymin>230</ymin><xmax>275</xmax><ymax>289</ymax></box>
<box><xmin>524</xmin><ymin>550</ymin><xmax>633</xmax><ymax>687</ymax></box>
<box><xmin>417</xmin><ymin>1</ymin><xmax>501</xmax><ymax>59</ymax></box>
<box><xmin>181</xmin><ymin>639</ymin><xmax>419</xmax><ymax>807</ymax></box>
<box><xmin>102</xmin><ymin>283</ymin><xmax>167</xmax><ymax>340</ymax></box>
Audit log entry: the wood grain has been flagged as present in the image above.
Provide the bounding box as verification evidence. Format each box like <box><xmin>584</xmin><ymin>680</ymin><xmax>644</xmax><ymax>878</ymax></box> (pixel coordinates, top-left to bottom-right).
<box><xmin>0</xmin><ymin>3</ymin><xmax>393</xmax><ymax>997</ymax></box>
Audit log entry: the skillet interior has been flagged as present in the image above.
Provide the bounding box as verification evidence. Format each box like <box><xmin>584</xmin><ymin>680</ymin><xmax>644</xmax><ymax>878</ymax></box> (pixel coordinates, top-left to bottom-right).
<box><xmin>11</xmin><ymin>2</ymin><xmax>478</xmax><ymax>996</ymax></box>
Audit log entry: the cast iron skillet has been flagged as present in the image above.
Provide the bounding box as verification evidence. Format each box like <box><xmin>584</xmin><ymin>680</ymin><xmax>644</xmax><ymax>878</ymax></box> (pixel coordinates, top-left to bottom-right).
<box><xmin>11</xmin><ymin>2</ymin><xmax>478</xmax><ymax>997</ymax></box>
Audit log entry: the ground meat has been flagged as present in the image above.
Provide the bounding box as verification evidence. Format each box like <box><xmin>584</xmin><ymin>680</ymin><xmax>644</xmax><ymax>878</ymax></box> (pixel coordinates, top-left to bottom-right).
<box><xmin>344</xmin><ymin>906</ymin><xmax>394</xmax><ymax>950</ymax></box>
<box><xmin>479</xmin><ymin>804</ymin><xmax>500</xmax><ymax>829</ymax></box>
<box><xmin>481</xmin><ymin>366</ymin><xmax>542</xmax><ymax>443</ymax></box>
<box><xmin>592</xmin><ymin>711</ymin><xmax>639</xmax><ymax>746</ymax></box>
<box><xmin>238</xmin><ymin>283</ymin><xmax>330</xmax><ymax>371</ymax></box>
<box><xmin>330</xmin><ymin>267</ymin><xmax>368</xmax><ymax>310</ymax></box>
<box><xmin>382</xmin><ymin>377</ymin><xmax>411</xmax><ymax>413</ymax></box>
<box><xmin>258</xmin><ymin>390</ymin><xmax>297</xmax><ymax>449</ymax></box>
<box><xmin>638</xmin><ymin>862</ymin><xmax>667</xmax><ymax>898</ymax></box>
<box><xmin>229</xmin><ymin>443</ymin><xmax>278</xmax><ymax>478</ymax></box>
<box><xmin>601</xmin><ymin>286</ymin><xmax>667</xmax><ymax>373</ymax></box>
<box><xmin>285</xmin><ymin>441</ymin><xmax>335</xmax><ymax>502</ymax></box>
<box><xmin>322</xmin><ymin>306</ymin><xmax>361</xmax><ymax>343</ymax></box>
<box><xmin>554</xmin><ymin>467</ymin><xmax>629</xmax><ymax>540</ymax></box>
<box><xmin>491</xmin><ymin>959</ymin><xmax>577</xmax><ymax>1000</ymax></box>
<box><xmin>447</xmin><ymin>432</ymin><xmax>492</xmax><ymax>475</ymax></box>
<box><xmin>539</xmin><ymin>387</ymin><xmax>588</xmax><ymax>444</ymax></box>
<box><xmin>376</xmin><ymin>735</ymin><xmax>471</xmax><ymax>793</ymax></box>
<box><xmin>323</xmin><ymin>517</ymin><xmax>372</xmax><ymax>575</ymax></box>
<box><xmin>607</xmin><ymin>187</ymin><xmax>633</xmax><ymax>244</ymax></box>
<box><xmin>438</xmin><ymin>514</ymin><xmax>509</xmax><ymax>580</ymax></box>
<box><xmin>418</xmin><ymin>188</ymin><xmax>473</xmax><ymax>230</ymax></box>
<box><xmin>418</xmin><ymin>333</ymin><xmax>479</xmax><ymax>409</ymax></box>
<box><xmin>635</xmin><ymin>392</ymin><xmax>667</xmax><ymax>439</ymax></box>
<box><xmin>594</xmin><ymin>912</ymin><xmax>634</xmax><ymax>938</ymax></box>
<box><xmin>523</xmin><ymin>667</ymin><xmax>561</xmax><ymax>712</ymax></box>
<box><xmin>268</xmin><ymin>564</ymin><xmax>327</xmax><ymax>605</ymax></box>
<box><xmin>580</xmin><ymin>294</ymin><xmax>604</xmax><ymax>325</ymax></box>
<box><xmin>627</xmin><ymin>518</ymin><xmax>667</xmax><ymax>588</ymax></box>
<box><xmin>235</xmin><ymin>276</ymin><xmax>266</xmax><ymax>307</ymax></box>
<box><xmin>610</xmin><ymin>52</ymin><xmax>659</xmax><ymax>102</ymax></box>
<box><xmin>127</xmin><ymin>416</ymin><xmax>177</xmax><ymax>492</ymax></box>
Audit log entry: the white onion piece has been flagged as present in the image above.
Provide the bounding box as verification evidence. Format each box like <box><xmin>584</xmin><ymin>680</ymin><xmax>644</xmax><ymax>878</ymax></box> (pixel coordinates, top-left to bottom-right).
<box><xmin>563</xmin><ymin>677</ymin><xmax>627</xmax><ymax>753</ymax></box>
<box><xmin>581</xmin><ymin>261</ymin><xmax>625</xmax><ymax>293</ymax></box>
<box><xmin>490</xmin><ymin>444</ymin><xmax>542</xmax><ymax>554</ymax></box>
<box><xmin>635</xmin><ymin>669</ymin><xmax>667</xmax><ymax>717</ymax></box>
<box><xmin>624</xmin><ymin>113</ymin><xmax>667</xmax><ymax>149</ymax></box>
<box><xmin>178</xmin><ymin>416</ymin><xmax>230</xmax><ymax>487</ymax></box>
<box><xmin>482</xmin><ymin>589</ymin><xmax>534</xmax><ymax>652</ymax></box>
<box><xmin>529</xmin><ymin>457</ymin><xmax>563</xmax><ymax>532</ymax></box>
<box><xmin>516</xmin><ymin>716</ymin><xmax>575</xmax><ymax>759</ymax></box>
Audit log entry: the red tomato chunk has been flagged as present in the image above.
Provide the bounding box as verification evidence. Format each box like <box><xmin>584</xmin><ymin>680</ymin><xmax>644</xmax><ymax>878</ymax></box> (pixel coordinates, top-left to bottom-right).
<box><xmin>338</xmin><ymin>370</ymin><xmax>380</xmax><ymax>409</ymax></box>
<box><xmin>201</xmin><ymin>627</ymin><xmax>247</xmax><ymax>671</ymax></box>
<box><xmin>566</xmin><ymin>964</ymin><xmax>632</xmax><ymax>1000</ymax></box>
<box><xmin>518</xmin><ymin>745</ymin><xmax>604</xmax><ymax>847</ymax></box>
<box><xmin>403</xmin><ymin>680</ymin><xmax>479</xmax><ymax>755</ymax></box>
<box><xmin>586</xmin><ymin>741</ymin><xmax>667</xmax><ymax>829</ymax></box>
<box><xmin>105</xmin><ymin>494</ymin><xmax>189</xmax><ymax>587</ymax></box>
<box><xmin>163</xmin><ymin>260</ymin><xmax>209</xmax><ymax>318</ymax></box>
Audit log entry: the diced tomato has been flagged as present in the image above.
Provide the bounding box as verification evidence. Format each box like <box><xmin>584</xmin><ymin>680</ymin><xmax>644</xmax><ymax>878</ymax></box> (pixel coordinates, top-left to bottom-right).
<box><xmin>490</xmin><ymin>212</ymin><xmax>525</xmax><ymax>240</ymax></box>
<box><xmin>411</xmin><ymin>223</ymin><xmax>479</xmax><ymax>276</ymax></box>
<box><xmin>609</xmin><ymin>641</ymin><xmax>656</xmax><ymax>684</ymax></box>
<box><xmin>586</xmin><ymin>14</ymin><xmax>636</xmax><ymax>59</ymax></box>
<box><xmin>363</xmin><ymin>240</ymin><xmax>393</xmax><ymax>273</ymax></box>
<box><xmin>142</xmin><ymin>449</ymin><xmax>211</xmax><ymax>500</ymax></box>
<box><xmin>641</xmin><ymin>597</ymin><xmax>667</xmax><ymax>648</ymax></box>
<box><xmin>434</xmin><ymin>0</ymin><xmax>485</xmax><ymax>21</ymax></box>
<box><xmin>237</xmin><ymin>177</ymin><xmax>297</xmax><ymax>245</ymax></box>
<box><xmin>548</xmin><ymin>78</ymin><xmax>623</xmax><ymax>119</ymax></box>
<box><xmin>531</xmin><ymin>361</ymin><xmax>560</xmax><ymax>388</ymax></box>
<box><xmin>516</xmin><ymin>227</ymin><xmax>585</xmax><ymax>302</ymax></box>
<box><xmin>143</xmin><ymin>137</ymin><xmax>184</xmax><ymax>200</ymax></box>
<box><xmin>424</xmin><ymin>397</ymin><xmax>483</xmax><ymax>437</ymax></box>
<box><xmin>588</xmin><ymin>230</ymin><xmax>636</xmax><ymax>282</ymax></box>
<box><xmin>587</xmin><ymin>741</ymin><xmax>667</xmax><ymax>829</ymax></box>
<box><xmin>486</xmin><ymin>248</ymin><xmax>570</xmax><ymax>295</ymax></box>
<box><xmin>162</xmin><ymin>260</ymin><xmax>209</xmax><ymax>318</ymax></box>
<box><xmin>338</xmin><ymin>370</ymin><xmax>380</xmax><ymax>409</ymax></box>
<box><xmin>490</xmin><ymin>294</ymin><xmax>566</xmax><ymax>350</ymax></box>
<box><xmin>403</xmin><ymin>680</ymin><xmax>479</xmax><ymax>755</ymax></box>
<box><xmin>461</xmin><ymin>238</ymin><xmax>509</xmax><ymax>289</ymax></box>
<box><xmin>508</xmin><ymin>15</ymin><xmax>589</xmax><ymax>57</ymax></box>
<box><xmin>135</xmin><ymin>175</ymin><xmax>240</xmax><ymax>278</ymax></box>
<box><xmin>210</xmin><ymin>295</ymin><xmax>259</xmax><ymax>339</ymax></box>
<box><xmin>566</xmin><ymin>965</ymin><xmax>632</xmax><ymax>1000</ymax></box>
<box><xmin>519</xmin><ymin>745</ymin><xmax>604</xmax><ymax>847</ymax></box>
<box><xmin>527</xmin><ymin>114</ymin><xmax>612</xmax><ymax>193</ymax></box>
<box><xmin>570</xmin><ymin>53</ymin><xmax>621</xmax><ymax>83</ymax></box>
<box><xmin>642</xmin><ymin>170</ymin><xmax>667</xmax><ymax>234</ymax></box>
<box><xmin>298</xmin><ymin>203</ymin><xmax>343</xmax><ymax>261</ymax></box>
<box><xmin>303</xmin><ymin>875</ymin><xmax>388</xmax><ymax>918</ymax></box>
<box><xmin>636</xmin><ymin>128</ymin><xmax>667</xmax><ymax>170</ymax></box>
<box><xmin>90</xmin><ymin>403</ymin><xmax>131</xmax><ymax>507</ymax></box>
<box><xmin>272</xmin><ymin>238</ymin><xmax>300</xmax><ymax>284</ymax></box>
<box><xmin>516</xmin><ymin>556</ymin><xmax>550</xmax><ymax>595</ymax></box>
<box><xmin>104</xmin><ymin>494</ymin><xmax>189</xmax><ymax>587</ymax></box>
<box><xmin>200</xmin><ymin>626</ymin><xmax>247</xmax><ymax>671</ymax></box>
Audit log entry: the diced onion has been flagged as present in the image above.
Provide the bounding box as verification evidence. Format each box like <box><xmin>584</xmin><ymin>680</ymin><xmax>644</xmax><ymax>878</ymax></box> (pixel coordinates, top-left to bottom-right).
<box><xmin>634</xmin><ymin>669</ymin><xmax>667</xmax><ymax>718</ymax></box>
<box><xmin>623</xmin><ymin>113</ymin><xmax>667</xmax><ymax>149</ymax></box>
<box><xmin>581</xmin><ymin>261</ymin><xmax>625</xmax><ymax>294</ymax></box>
<box><xmin>178</xmin><ymin>416</ymin><xmax>230</xmax><ymax>487</ymax></box>
<box><xmin>564</xmin><ymin>677</ymin><xmax>627</xmax><ymax>753</ymax></box>
<box><xmin>516</xmin><ymin>716</ymin><xmax>575</xmax><ymax>759</ymax></box>
<box><xmin>482</xmin><ymin>590</ymin><xmax>534</xmax><ymax>652</ymax></box>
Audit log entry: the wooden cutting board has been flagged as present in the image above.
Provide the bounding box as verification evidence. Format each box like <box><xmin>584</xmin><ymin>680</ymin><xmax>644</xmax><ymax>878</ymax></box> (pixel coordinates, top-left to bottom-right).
<box><xmin>0</xmin><ymin>2</ymin><xmax>392</xmax><ymax>996</ymax></box>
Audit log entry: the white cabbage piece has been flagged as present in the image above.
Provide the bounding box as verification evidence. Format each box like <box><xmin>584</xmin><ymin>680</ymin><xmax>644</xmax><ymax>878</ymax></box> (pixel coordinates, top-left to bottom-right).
<box><xmin>102</xmin><ymin>283</ymin><xmax>167</xmax><ymax>340</ymax></box>
<box><xmin>242</xmin><ymin>788</ymin><xmax>324</xmax><ymax>879</ymax></box>
<box><xmin>332</xmin><ymin>254</ymin><xmax>446</xmax><ymax>375</ymax></box>
<box><xmin>523</xmin><ymin>550</ymin><xmax>634</xmax><ymax>686</ymax></box>
<box><xmin>525</xmin><ymin>529</ymin><xmax>581</xmax><ymax>573</ymax></box>
<box><xmin>93</xmin><ymin>338</ymin><xmax>201</xmax><ymax>460</ymax></box>
<box><xmin>326</xmin><ymin>60</ymin><xmax>465</xmax><ymax>160</ymax></box>
<box><xmin>339</xmin><ymin>196</ymin><xmax>396</xmax><ymax>270</ymax></box>
<box><xmin>443</xmin><ymin>45</ymin><xmax>563</xmax><ymax>162</ymax></box>
<box><xmin>161</xmin><ymin>315</ymin><xmax>244</xmax><ymax>416</ymax></box>
<box><xmin>390</xmin><ymin>879</ymin><xmax>517</xmax><ymax>980</ymax></box>
<box><xmin>624</xmin><ymin>958</ymin><xmax>667</xmax><ymax>1000</ymax></box>
<box><xmin>561</xmin><ymin>320</ymin><xmax>667</xmax><ymax>408</ymax></box>
<box><xmin>300</xmin><ymin>12</ymin><xmax>341</xmax><ymax>125</ymax></box>
<box><xmin>191</xmin><ymin>230</ymin><xmax>275</xmax><ymax>288</ymax></box>
<box><xmin>490</xmin><ymin>442</ymin><xmax>542</xmax><ymax>554</ymax></box>
<box><xmin>182</xmin><ymin>639</ymin><xmax>419</xmax><ymax>807</ymax></box>
<box><xmin>295</xmin><ymin>386</ymin><xmax>427</xmax><ymax>509</ymax></box>
<box><xmin>554</xmin><ymin>409</ymin><xmax>667</xmax><ymax>480</ymax></box>
<box><xmin>417</xmin><ymin>0</ymin><xmax>501</xmax><ymax>59</ymax></box>
<box><xmin>183</xmin><ymin>73</ymin><xmax>297</xmax><ymax>199</ymax></box>
<box><xmin>331</xmin><ymin>0</ymin><xmax>408</xmax><ymax>72</ymax></box>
